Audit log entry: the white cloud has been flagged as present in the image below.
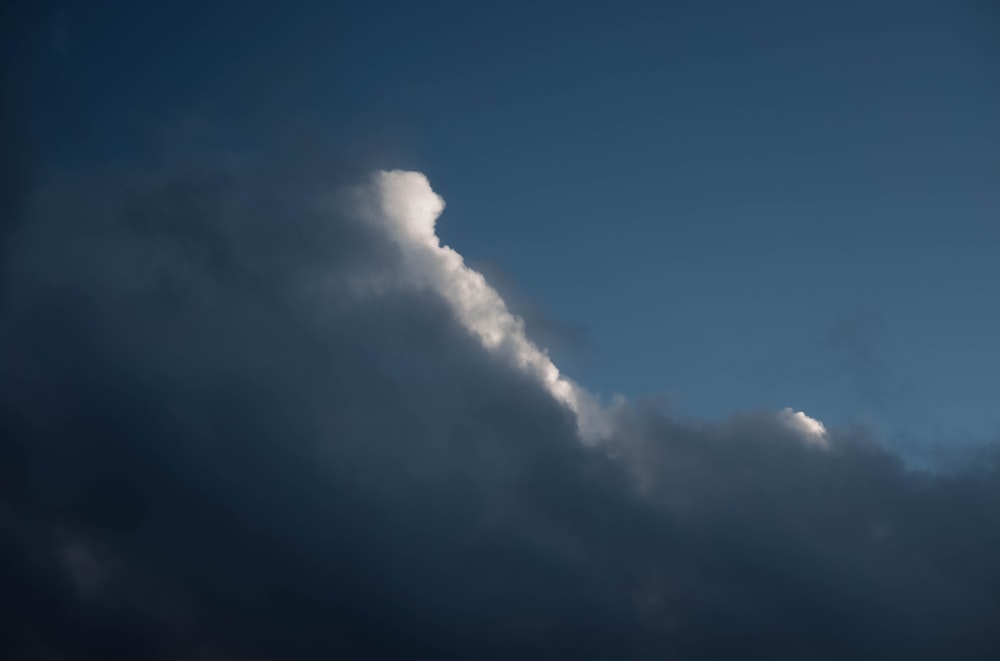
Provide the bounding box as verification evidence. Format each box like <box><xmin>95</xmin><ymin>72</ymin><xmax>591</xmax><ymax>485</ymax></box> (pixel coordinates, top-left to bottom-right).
<box><xmin>358</xmin><ymin>171</ymin><xmax>610</xmax><ymax>442</ymax></box>
<box><xmin>779</xmin><ymin>407</ymin><xmax>829</xmax><ymax>447</ymax></box>
<box><xmin>358</xmin><ymin>170</ymin><xmax>828</xmax><ymax>448</ymax></box>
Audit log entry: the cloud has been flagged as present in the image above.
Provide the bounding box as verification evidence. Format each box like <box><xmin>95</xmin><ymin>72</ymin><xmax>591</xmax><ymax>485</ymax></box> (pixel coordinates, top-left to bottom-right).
<box><xmin>471</xmin><ymin>258</ymin><xmax>595</xmax><ymax>369</ymax></box>
<box><xmin>356</xmin><ymin>171</ymin><xmax>823</xmax><ymax>449</ymax></box>
<box><xmin>778</xmin><ymin>407</ymin><xmax>829</xmax><ymax>447</ymax></box>
<box><xmin>1</xmin><ymin>166</ymin><xmax>998</xmax><ymax>660</ymax></box>
<box><xmin>357</xmin><ymin>170</ymin><xmax>610</xmax><ymax>442</ymax></box>
<box><xmin>0</xmin><ymin>73</ymin><xmax>28</xmax><ymax>289</ymax></box>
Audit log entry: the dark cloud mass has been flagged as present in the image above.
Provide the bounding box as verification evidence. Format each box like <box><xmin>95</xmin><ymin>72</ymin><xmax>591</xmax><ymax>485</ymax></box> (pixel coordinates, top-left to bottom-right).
<box><xmin>1</xmin><ymin>164</ymin><xmax>999</xmax><ymax>660</ymax></box>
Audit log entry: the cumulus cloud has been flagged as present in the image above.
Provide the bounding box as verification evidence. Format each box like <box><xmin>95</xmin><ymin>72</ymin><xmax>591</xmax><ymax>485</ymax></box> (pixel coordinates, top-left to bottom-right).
<box><xmin>355</xmin><ymin>170</ymin><xmax>823</xmax><ymax>448</ymax></box>
<box><xmin>1</xmin><ymin>165</ymin><xmax>998</xmax><ymax>660</ymax></box>
<box><xmin>778</xmin><ymin>407</ymin><xmax>829</xmax><ymax>447</ymax></box>
<box><xmin>357</xmin><ymin>170</ymin><xmax>610</xmax><ymax>442</ymax></box>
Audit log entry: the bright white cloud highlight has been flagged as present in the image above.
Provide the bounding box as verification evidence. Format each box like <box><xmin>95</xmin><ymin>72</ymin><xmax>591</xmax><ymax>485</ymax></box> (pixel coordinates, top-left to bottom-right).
<box><xmin>779</xmin><ymin>407</ymin><xmax>829</xmax><ymax>447</ymax></box>
<box><xmin>359</xmin><ymin>170</ymin><xmax>610</xmax><ymax>443</ymax></box>
<box><xmin>358</xmin><ymin>169</ymin><xmax>828</xmax><ymax>448</ymax></box>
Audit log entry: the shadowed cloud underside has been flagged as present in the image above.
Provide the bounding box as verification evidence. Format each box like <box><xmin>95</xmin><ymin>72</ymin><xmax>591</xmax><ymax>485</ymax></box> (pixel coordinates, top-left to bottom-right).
<box><xmin>0</xmin><ymin>165</ymin><xmax>997</xmax><ymax>660</ymax></box>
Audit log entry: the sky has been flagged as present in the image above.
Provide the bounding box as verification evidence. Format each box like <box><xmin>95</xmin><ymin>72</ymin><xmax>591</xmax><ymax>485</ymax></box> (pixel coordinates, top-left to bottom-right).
<box><xmin>7</xmin><ymin>0</ymin><xmax>1000</xmax><ymax>446</ymax></box>
<box><xmin>2</xmin><ymin>1</ymin><xmax>1000</xmax><ymax>659</ymax></box>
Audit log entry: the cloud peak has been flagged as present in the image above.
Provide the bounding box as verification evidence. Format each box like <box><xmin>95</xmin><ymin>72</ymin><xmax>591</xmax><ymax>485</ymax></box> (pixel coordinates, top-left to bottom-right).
<box><xmin>358</xmin><ymin>170</ymin><xmax>830</xmax><ymax>448</ymax></box>
<box><xmin>361</xmin><ymin>170</ymin><xmax>610</xmax><ymax>442</ymax></box>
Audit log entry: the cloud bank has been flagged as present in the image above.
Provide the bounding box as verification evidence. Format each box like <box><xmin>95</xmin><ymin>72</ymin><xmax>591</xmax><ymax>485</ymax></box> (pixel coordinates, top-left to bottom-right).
<box><xmin>1</xmin><ymin>166</ymin><xmax>998</xmax><ymax>660</ymax></box>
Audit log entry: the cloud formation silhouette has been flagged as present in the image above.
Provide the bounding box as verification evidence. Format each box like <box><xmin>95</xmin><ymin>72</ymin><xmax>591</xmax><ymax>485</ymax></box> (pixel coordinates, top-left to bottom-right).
<box><xmin>1</xmin><ymin>167</ymin><xmax>998</xmax><ymax>660</ymax></box>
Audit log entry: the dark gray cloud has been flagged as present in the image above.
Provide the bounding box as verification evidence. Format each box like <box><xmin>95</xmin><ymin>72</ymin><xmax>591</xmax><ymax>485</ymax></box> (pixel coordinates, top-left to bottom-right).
<box><xmin>0</xmin><ymin>76</ymin><xmax>29</xmax><ymax>289</ymax></box>
<box><xmin>1</xmin><ymin>164</ymin><xmax>999</xmax><ymax>660</ymax></box>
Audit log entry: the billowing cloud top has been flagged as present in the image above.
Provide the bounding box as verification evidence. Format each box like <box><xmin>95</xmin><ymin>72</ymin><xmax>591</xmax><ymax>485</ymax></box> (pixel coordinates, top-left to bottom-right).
<box><xmin>1</xmin><ymin>166</ymin><xmax>997</xmax><ymax>660</ymax></box>
<box><xmin>360</xmin><ymin>170</ymin><xmax>611</xmax><ymax>442</ymax></box>
<box><xmin>359</xmin><ymin>170</ymin><xmax>824</xmax><ymax>448</ymax></box>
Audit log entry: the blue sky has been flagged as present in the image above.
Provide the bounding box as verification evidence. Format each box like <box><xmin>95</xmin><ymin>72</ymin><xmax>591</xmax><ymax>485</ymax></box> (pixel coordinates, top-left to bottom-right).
<box><xmin>9</xmin><ymin>0</ymin><xmax>999</xmax><ymax>446</ymax></box>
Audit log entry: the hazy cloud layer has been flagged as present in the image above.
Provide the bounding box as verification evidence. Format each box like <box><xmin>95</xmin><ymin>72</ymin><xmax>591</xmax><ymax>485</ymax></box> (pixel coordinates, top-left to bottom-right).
<box><xmin>1</xmin><ymin>167</ymin><xmax>998</xmax><ymax>660</ymax></box>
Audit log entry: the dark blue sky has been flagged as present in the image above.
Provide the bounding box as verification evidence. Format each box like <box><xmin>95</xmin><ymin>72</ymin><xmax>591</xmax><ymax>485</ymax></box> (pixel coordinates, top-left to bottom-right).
<box><xmin>7</xmin><ymin>0</ymin><xmax>999</xmax><ymax>447</ymax></box>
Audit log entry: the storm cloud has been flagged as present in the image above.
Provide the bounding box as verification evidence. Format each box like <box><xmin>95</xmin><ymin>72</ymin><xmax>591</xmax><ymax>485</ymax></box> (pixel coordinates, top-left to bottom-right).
<box><xmin>1</xmin><ymin>166</ymin><xmax>998</xmax><ymax>660</ymax></box>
